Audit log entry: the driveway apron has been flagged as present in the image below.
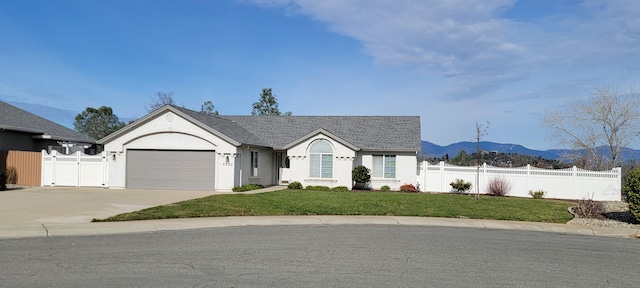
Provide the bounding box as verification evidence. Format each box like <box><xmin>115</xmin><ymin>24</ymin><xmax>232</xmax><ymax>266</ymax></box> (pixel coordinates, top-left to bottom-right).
<box><xmin>0</xmin><ymin>187</ymin><xmax>224</xmax><ymax>224</ymax></box>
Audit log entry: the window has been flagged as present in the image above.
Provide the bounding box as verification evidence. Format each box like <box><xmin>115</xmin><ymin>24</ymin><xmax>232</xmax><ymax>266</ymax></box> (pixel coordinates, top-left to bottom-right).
<box><xmin>309</xmin><ymin>140</ymin><xmax>333</xmax><ymax>178</ymax></box>
<box><xmin>373</xmin><ymin>155</ymin><xmax>396</xmax><ymax>178</ymax></box>
<box><xmin>251</xmin><ymin>151</ymin><xmax>258</xmax><ymax>177</ymax></box>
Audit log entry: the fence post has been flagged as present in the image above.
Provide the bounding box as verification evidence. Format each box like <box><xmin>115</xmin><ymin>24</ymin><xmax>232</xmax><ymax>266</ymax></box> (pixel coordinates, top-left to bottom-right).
<box><xmin>482</xmin><ymin>163</ymin><xmax>487</xmax><ymax>194</ymax></box>
<box><xmin>440</xmin><ymin>161</ymin><xmax>445</xmax><ymax>192</ymax></box>
<box><xmin>526</xmin><ymin>164</ymin><xmax>531</xmax><ymax>194</ymax></box>
<box><xmin>76</xmin><ymin>151</ymin><xmax>81</xmax><ymax>187</ymax></box>
<box><xmin>572</xmin><ymin>166</ymin><xmax>578</xmax><ymax>199</ymax></box>
<box><xmin>40</xmin><ymin>150</ymin><xmax>46</xmax><ymax>187</ymax></box>
<box><xmin>102</xmin><ymin>151</ymin><xmax>108</xmax><ymax>188</ymax></box>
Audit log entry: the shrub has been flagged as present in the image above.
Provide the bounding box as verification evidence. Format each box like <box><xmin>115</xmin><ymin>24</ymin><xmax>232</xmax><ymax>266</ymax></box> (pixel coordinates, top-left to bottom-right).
<box><xmin>574</xmin><ymin>195</ymin><xmax>605</xmax><ymax>219</ymax></box>
<box><xmin>287</xmin><ymin>181</ymin><xmax>303</xmax><ymax>190</ymax></box>
<box><xmin>232</xmin><ymin>184</ymin><xmax>263</xmax><ymax>192</ymax></box>
<box><xmin>528</xmin><ymin>190</ymin><xmax>546</xmax><ymax>199</ymax></box>
<box><xmin>622</xmin><ymin>168</ymin><xmax>640</xmax><ymax>222</ymax></box>
<box><xmin>486</xmin><ymin>177</ymin><xmax>512</xmax><ymax>196</ymax></box>
<box><xmin>305</xmin><ymin>185</ymin><xmax>331</xmax><ymax>191</ymax></box>
<box><xmin>400</xmin><ymin>183</ymin><xmax>419</xmax><ymax>193</ymax></box>
<box><xmin>331</xmin><ymin>186</ymin><xmax>349</xmax><ymax>192</ymax></box>
<box><xmin>380</xmin><ymin>185</ymin><xmax>391</xmax><ymax>192</ymax></box>
<box><xmin>0</xmin><ymin>170</ymin><xmax>6</xmax><ymax>191</ymax></box>
<box><xmin>352</xmin><ymin>165</ymin><xmax>371</xmax><ymax>190</ymax></box>
<box><xmin>450</xmin><ymin>179</ymin><xmax>472</xmax><ymax>193</ymax></box>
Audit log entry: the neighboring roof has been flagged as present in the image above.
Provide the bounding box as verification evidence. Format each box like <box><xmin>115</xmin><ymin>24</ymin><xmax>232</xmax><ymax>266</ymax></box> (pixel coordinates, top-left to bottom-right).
<box><xmin>0</xmin><ymin>101</ymin><xmax>95</xmax><ymax>143</ymax></box>
<box><xmin>220</xmin><ymin>115</ymin><xmax>421</xmax><ymax>151</ymax></box>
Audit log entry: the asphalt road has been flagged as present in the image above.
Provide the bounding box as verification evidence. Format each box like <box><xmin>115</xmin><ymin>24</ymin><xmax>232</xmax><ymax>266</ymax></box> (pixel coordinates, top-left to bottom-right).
<box><xmin>1</xmin><ymin>225</ymin><xmax>638</xmax><ymax>287</ymax></box>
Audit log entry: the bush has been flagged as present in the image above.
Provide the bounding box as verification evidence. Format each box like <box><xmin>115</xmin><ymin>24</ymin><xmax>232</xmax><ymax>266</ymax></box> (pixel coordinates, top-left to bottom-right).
<box><xmin>0</xmin><ymin>170</ymin><xmax>6</xmax><ymax>191</ymax></box>
<box><xmin>380</xmin><ymin>185</ymin><xmax>391</xmax><ymax>192</ymax></box>
<box><xmin>232</xmin><ymin>184</ymin><xmax>263</xmax><ymax>192</ymax></box>
<box><xmin>574</xmin><ymin>196</ymin><xmax>605</xmax><ymax>219</ymax></box>
<box><xmin>287</xmin><ymin>181</ymin><xmax>303</xmax><ymax>190</ymax></box>
<box><xmin>352</xmin><ymin>165</ymin><xmax>371</xmax><ymax>190</ymax></box>
<box><xmin>450</xmin><ymin>179</ymin><xmax>472</xmax><ymax>193</ymax></box>
<box><xmin>528</xmin><ymin>190</ymin><xmax>546</xmax><ymax>199</ymax></box>
<box><xmin>400</xmin><ymin>183</ymin><xmax>419</xmax><ymax>193</ymax></box>
<box><xmin>622</xmin><ymin>168</ymin><xmax>640</xmax><ymax>222</ymax></box>
<box><xmin>331</xmin><ymin>186</ymin><xmax>349</xmax><ymax>192</ymax></box>
<box><xmin>305</xmin><ymin>185</ymin><xmax>331</xmax><ymax>191</ymax></box>
<box><xmin>486</xmin><ymin>177</ymin><xmax>512</xmax><ymax>196</ymax></box>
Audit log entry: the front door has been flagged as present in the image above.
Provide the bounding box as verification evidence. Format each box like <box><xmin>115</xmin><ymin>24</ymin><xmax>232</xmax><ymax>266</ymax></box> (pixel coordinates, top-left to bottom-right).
<box><xmin>275</xmin><ymin>152</ymin><xmax>283</xmax><ymax>184</ymax></box>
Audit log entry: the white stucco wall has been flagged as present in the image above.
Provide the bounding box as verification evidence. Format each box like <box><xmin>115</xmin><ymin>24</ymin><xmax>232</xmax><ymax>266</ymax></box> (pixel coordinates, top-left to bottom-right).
<box><xmin>283</xmin><ymin>134</ymin><xmax>356</xmax><ymax>188</ymax></box>
<box><xmin>103</xmin><ymin>110</ymin><xmax>238</xmax><ymax>191</ymax></box>
<box><xmin>360</xmin><ymin>151</ymin><xmax>417</xmax><ymax>190</ymax></box>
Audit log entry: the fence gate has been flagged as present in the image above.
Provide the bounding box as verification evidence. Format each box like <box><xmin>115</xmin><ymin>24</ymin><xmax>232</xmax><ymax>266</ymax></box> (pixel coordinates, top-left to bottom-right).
<box><xmin>41</xmin><ymin>150</ymin><xmax>108</xmax><ymax>187</ymax></box>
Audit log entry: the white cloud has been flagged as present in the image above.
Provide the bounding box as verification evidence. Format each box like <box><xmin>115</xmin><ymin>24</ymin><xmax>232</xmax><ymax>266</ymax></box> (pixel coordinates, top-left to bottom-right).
<box><xmin>249</xmin><ymin>0</ymin><xmax>640</xmax><ymax>99</ymax></box>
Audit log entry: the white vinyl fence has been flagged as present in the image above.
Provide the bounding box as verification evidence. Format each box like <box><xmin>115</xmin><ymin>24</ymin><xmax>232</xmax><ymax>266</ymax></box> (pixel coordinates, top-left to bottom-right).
<box><xmin>417</xmin><ymin>161</ymin><xmax>621</xmax><ymax>201</ymax></box>
<box><xmin>41</xmin><ymin>150</ymin><xmax>108</xmax><ymax>187</ymax></box>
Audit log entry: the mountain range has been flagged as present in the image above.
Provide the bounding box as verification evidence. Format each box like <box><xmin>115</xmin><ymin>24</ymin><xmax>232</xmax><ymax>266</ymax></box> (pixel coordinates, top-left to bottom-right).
<box><xmin>421</xmin><ymin>140</ymin><xmax>640</xmax><ymax>161</ymax></box>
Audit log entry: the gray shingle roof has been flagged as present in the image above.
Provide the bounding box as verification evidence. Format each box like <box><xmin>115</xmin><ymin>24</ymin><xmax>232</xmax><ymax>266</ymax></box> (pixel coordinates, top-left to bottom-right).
<box><xmin>0</xmin><ymin>101</ymin><xmax>95</xmax><ymax>143</ymax></box>
<box><xmin>220</xmin><ymin>115</ymin><xmax>421</xmax><ymax>151</ymax></box>
<box><xmin>173</xmin><ymin>107</ymin><xmax>268</xmax><ymax>147</ymax></box>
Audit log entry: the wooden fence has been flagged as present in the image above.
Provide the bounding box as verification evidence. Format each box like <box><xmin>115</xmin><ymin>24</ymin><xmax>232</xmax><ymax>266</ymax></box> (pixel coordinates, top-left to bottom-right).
<box><xmin>0</xmin><ymin>150</ymin><xmax>42</xmax><ymax>186</ymax></box>
<box><xmin>417</xmin><ymin>161</ymin><xmax>621</xmax><ymax>201</ymax></box>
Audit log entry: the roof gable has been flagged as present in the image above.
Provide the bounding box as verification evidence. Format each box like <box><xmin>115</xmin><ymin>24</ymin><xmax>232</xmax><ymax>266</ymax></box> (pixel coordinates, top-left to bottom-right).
<box><xmin>98</xmin><ymin>105</ymin><xmax>268</xmax><ymax>147</ymax></box>
<box><xmin>99</xmin><ymin>105</ymin><xmax>421</xmax><ymax>152</ymax></box>
<box><xmin>0</xmin><ymin>101</ymin><xmax>95</xmax><ymax>143</ymax></box>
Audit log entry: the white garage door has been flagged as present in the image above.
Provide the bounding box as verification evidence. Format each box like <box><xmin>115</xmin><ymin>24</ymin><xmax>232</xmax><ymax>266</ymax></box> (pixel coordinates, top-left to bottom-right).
<box><xmin>126</xmin><ymin>150</ymin><xmax>215</xmax><ymax>190</ymax></box>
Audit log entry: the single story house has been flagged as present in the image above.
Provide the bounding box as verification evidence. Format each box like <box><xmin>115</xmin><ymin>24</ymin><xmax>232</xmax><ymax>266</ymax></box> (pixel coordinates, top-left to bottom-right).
<box><xmin>0</xmin><ymin>101</ymin><xmax>96</xmax><ymax>154</ymax></box>
<box><xmin>98</xmin><ymin>105</ymin><xmax>421</xmax><ymax>191</ymax></box>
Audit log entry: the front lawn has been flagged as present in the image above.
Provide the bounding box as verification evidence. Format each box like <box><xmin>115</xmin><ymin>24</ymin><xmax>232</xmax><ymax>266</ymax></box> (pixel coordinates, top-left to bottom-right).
<box><xmin>94</xmin><ymin>190</ymin><xmax>575</xmax><ymax>223</ymax></box>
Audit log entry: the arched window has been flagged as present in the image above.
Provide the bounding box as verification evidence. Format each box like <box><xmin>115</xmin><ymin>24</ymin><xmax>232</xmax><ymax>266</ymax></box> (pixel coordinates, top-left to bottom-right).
<box><xmin>309</xmin><ymin>140</ymin><xmax>333</xmax><ymax>178</ymax></box>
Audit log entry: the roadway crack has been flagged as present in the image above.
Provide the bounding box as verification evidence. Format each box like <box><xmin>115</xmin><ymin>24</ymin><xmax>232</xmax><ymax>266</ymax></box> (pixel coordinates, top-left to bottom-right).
<box><xmin>41</xmin><ymin>224</ymin><xmax>49</xmax><ymax>237</ymax></box>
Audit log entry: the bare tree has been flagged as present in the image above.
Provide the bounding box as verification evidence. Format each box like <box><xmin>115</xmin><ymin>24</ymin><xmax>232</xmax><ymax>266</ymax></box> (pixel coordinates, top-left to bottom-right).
<box><xmin>542</xmin><ymin>87</ymin><xmax>640</xmax><ymax>170</ymax></box>
<box><xmin>146</xmin><ymin>92</ymin><xmax>176</xmax><ymax>113</ymax></box>
<box><xmin>474</xmin><ymin>121</ymin><xmax>489</xmax><ymax>199</ymax></box>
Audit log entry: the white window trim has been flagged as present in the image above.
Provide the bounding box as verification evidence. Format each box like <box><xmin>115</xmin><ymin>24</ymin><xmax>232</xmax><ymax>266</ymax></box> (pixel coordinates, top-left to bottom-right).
<box><xmin>372</xmin><ymin>154</ymin><xmax>397</xmax><ymax>179</ymax></box>
<box><xmin>309</xmin><ymin>140</ymin><xmax>333</xmax><ymax>179</ymax></box>
<box><xmin>251</xmin><ymin>151</ymin><xmax>258</xmax><ymax>177</ymax></box>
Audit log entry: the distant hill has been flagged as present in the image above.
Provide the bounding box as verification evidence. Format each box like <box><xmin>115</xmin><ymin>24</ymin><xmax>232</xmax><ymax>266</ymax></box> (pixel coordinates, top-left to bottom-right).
<box><xmin>421</xmin><ymin>141</ymin><xmax>561</xmax><ymax>160</ymax></box>
<box><xmin>421</xmin><ymin>140</ymin><xmax>640</xmax><ymax>162</ymax></box>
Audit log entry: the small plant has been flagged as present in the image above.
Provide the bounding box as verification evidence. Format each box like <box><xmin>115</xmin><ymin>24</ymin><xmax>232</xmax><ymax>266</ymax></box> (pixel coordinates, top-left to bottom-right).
<box><xmin>306</xmin><ymin>185</ymin><xmax>331</xmax><ymax>191</ymax></box>
<box><xmin>380</xmin><ymin>185</ymin><xmax>391</xmax><ymax>192</ymax></box>
<box><xmin>232</xmin><ymin>184</ymin><xmax>263</xmax><ymax>192</ymax></box>
<box><xmin>400</xmin><ymin>183</ymin><xmax>419</xmax><ymax>193</ymax></box>
<box><xmin>0</xmin><ymin>169</ymin><xmax>6</xmax><ymax>191</ymax></box>
<box><xmin>352</xmin><ymin>165</ymin><xmax>371</xmax><ymax>190</ymax></box>
<box><xmin>331</xmin><ymin>186</ymin><xmax>349</xmax><ymax>192</ymax></box>
<box><xmin>574</xmin><ymin>195</ymin><xmax>605</xmax><ymax>219</ymax></box>
<box><xmin>622</xmin><ymin>168</ymin><xmax>640</xmax><ymax>222</ymax></box>
<box><xmin>287</xmin><ymin>181</ymin><xmax>303</xmax><ymax>190</ymax></box>
<box><xmin>528</xmin><ymin>190</ymin><xmax>546</xmax><ymax>199</ymax></box>
<box><xmin>450</xmin><ymin>179</ymin><xmax>472</xmax><ymax>194</ymax></box>
<box><xmin>486</xmin><ymin>177</ymin><xmax>512</xmax><ymax>196</ymax></box>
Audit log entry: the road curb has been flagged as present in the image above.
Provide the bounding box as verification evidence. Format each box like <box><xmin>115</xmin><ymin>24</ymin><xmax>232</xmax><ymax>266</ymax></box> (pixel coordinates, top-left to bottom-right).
<box><xmin>1</xmin><ymin>216</ymin><xmax>638</xmax><ymax>240</ymax></box>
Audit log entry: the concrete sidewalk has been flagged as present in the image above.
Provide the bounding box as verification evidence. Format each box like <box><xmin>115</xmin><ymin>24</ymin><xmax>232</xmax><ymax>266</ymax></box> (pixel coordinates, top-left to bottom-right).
<box><xmin>1</xmin><ymin>186</ymin><xmax>638</xmax><ymax>240</ymax></box>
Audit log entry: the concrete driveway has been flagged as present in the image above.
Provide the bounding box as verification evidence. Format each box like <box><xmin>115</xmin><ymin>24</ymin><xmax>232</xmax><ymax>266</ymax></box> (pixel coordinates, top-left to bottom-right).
<box><xmin>0</xmin><ymin>187</ymin><xmax>225</xmax><ymax>224</ymax></box>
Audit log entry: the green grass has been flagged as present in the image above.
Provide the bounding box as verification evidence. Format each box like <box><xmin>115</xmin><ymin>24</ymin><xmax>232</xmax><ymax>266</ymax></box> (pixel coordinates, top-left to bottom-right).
<box><xmin>94</xmin><ymin>190</ymin><xmax>575</xmax><ymax>223</ymax></box>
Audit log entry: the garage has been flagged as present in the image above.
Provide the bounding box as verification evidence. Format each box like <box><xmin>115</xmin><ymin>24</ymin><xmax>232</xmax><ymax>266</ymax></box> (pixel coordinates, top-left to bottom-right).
<box><xmin>126</xmin><ymin>149</ymin><xmax>216</xmax><ymax>190</ymax></box>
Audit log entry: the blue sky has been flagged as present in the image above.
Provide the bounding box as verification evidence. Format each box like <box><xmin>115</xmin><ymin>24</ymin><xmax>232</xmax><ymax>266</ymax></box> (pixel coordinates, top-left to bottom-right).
<box><xmin>1</xmin><ymin>0</ymin><xmax>639</xmax><ymax>150</ymax></box>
